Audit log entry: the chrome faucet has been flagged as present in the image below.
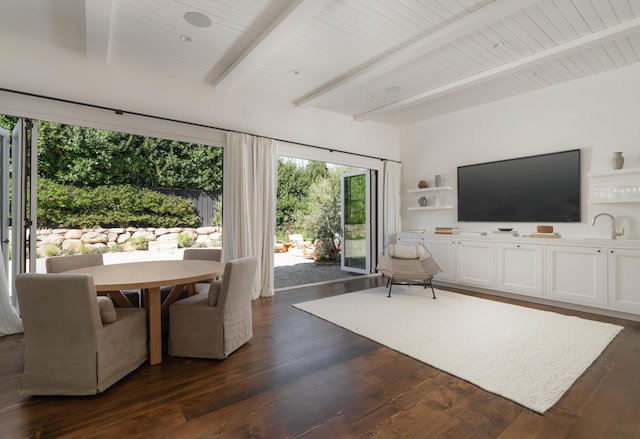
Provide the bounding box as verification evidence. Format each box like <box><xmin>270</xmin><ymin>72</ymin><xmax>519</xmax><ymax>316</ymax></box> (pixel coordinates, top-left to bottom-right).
<box><xmin>591</xmin><ymin>213</ymin><xmax>624</xmax><ymax>239</ymax></box>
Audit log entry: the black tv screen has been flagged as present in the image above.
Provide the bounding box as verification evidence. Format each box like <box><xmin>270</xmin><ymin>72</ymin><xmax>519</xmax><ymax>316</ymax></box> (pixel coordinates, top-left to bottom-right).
<box><xmin>457</xmin><ymin>149</ymin><xmax>581</xmax><ymax>222</ymax></box>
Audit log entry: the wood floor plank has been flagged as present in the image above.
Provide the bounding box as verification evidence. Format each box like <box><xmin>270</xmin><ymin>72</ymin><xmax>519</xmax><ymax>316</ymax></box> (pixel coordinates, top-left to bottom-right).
<box><xmin>1</xmin><ymin>277</ymin><xmax>640</xmax><ymax>438</ymax></box>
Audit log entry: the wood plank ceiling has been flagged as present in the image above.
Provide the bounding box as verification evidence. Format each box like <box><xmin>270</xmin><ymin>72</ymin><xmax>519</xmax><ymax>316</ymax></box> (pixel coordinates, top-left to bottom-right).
<box><xmin>1</xmin><ymin>0</ymin><xmax>639</xmax><ymax>126</ymax></box>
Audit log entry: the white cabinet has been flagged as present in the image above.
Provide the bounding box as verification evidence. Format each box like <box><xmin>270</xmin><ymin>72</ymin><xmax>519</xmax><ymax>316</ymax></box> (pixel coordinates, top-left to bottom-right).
<box><xmin>545</xmin><ymin>245</ymin><xmax>607</xmax><ymax>307</ymax></box>
<box><xmin>496</xmin><ymin>242</ymin><xmax>543</xmax><ymax>297</ymax></box>
<box><xmin>407</xmin><ymin>186</ymin><xmax>454</xmax><ymax>211</ymax></box>
<box><xmin>426</xmin><ymin>238</ymin><xmax>456</xmax><ymax>282</ymax></box>
<box><xmin>395</xmin><ymin>233</ymin><xmax>640</xmax><ymax>317</ymax></box>
<box><xmin>607</xmin><ymin>247</ymin><xmax>640</xmax><ymax>314</ymax></box>
<box><xmin>403</xmin><ymin>236</ymin><xmax>494</xmax><ymax>287</ymax></box>
<box><xmin>455</xmin><ymin>240</ymin><xmax>495</xmax><ymax>288</ymax></box>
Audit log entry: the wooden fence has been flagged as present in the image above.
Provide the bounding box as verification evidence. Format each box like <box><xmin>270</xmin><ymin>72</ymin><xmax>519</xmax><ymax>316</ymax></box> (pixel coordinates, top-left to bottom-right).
<box><xmin>152</xmin><ymin>187</ymin><xmax>220</xmax><ymax>227</ymax></box>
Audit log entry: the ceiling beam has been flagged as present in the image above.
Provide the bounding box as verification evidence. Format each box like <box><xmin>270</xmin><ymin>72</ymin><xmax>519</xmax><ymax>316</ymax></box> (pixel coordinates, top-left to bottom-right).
<box><xmin>354</xmin><ymin>16</ymin><xmax>640</xmax><ymax>121</ymax></box>
<box><xmin>294</xmin><ymin>0</ymin><xmax>539</xmax><ymax>108</ymax></box>
<box><xmin>84</xmin><ymin>0</ymin><xmax>113</xmax><ymax>63</ymax></box>
<box><xmin>210</xmin><ymin>0</ymin><xmax>331</xmax><ymax>89</ymax></box>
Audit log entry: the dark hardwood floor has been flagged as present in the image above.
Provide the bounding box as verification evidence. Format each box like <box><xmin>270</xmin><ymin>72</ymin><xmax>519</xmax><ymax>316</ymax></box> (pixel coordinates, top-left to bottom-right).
<box><xmin>1</xmin><ymin>277</ymin><xmax>639</xmax><ymax>438</ymax></box>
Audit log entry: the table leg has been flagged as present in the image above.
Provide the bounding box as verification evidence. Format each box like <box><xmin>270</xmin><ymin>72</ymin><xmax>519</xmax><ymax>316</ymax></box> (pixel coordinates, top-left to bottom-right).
<box><xmin>146</xmin><ymin>286</ymin><xmax>162</xmax><ymax>365</ymax></box>
<box><xmin>160</xmin><ymin>284</ymin><xmax>186</xmax><ymax>321</ymax></box>
<box><xmin>104</xmin><ymin>290</ymin><xmax>134</xmax><ymax>307</ymax></box>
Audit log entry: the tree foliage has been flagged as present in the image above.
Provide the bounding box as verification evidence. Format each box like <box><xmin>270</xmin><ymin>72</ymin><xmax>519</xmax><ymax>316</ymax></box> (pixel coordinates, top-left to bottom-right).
<box><xmin>297</xmin><ymin>172</ymin><xmax>342</xmax><ymax>256</ymax></box>
<box><xmin>36</xmin><ymin>122</ymin><xmax>223</xmax><ymax>191</ymax></box>
<box><xmin>276</xmin><ymin>158</ymin><xmax>329</xmax><ymax>237</ymax></box>
<box><xmin>38</xmin><ymin>178</ymin><xmax>200</xmax><ymax>228</ymax></box>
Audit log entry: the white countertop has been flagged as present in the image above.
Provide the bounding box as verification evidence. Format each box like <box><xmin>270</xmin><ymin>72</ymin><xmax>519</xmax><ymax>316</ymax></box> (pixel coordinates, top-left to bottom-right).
<box><xmin>400</xmin><ymin>232</ymin><xmax>640</xmax><ymax>247</ymax></box>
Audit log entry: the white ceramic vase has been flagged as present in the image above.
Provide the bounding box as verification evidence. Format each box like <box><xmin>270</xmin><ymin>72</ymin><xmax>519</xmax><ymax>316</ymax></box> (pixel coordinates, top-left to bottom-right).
<box><xmin>611</xmin><ymin>152</ymin><xmax>624</xmax><ymax>170</ymax></box>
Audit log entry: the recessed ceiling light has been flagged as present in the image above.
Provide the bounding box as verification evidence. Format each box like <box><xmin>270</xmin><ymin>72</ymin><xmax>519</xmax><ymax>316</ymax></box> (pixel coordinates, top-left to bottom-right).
<box><xmin>179</xmin><ymin>34</ymin><xmax>192</xmax><ymax>42</ymax></box>
<box><xmin>366</xmin><ymin>94</ymin><xmax>375</xmax><ymax>99</ymax></box>
<box><xmin>184</xmin><ymin>11</ymin><xmax>211</xmax><ymax>28</ymax></box>
<box><xmin>385</xmin><ymin>85</ymin><xmax>402</xmax><ymax>93</ymax></box>
<box><xmin>532</xmin><ymin>71</ymin><xmax>543</xmax><ymax>77</ymax></box>
<box><xmin>290</xmin><ymin>69</ymin><xmax>300</xmax><ymax>75</ymax></box>
<box><xmin>492</xmin><ymin>41</ymin><xmax>504</xmax><ymax>49</ymax></box>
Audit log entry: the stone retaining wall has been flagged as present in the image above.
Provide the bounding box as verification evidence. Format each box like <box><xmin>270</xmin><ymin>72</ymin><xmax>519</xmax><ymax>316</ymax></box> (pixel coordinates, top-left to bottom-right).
<box><xmin>36</xmin><ymin>226</ymin><xmax>222</xmax><ymax>255</ymax></box>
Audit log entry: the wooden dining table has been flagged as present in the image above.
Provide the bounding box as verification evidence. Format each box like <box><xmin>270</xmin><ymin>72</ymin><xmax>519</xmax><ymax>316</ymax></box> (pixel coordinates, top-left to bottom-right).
<box><xmin>66</xmin><ymin>260</ymin><xmax>224</xmax><ymax>365</ymax></box>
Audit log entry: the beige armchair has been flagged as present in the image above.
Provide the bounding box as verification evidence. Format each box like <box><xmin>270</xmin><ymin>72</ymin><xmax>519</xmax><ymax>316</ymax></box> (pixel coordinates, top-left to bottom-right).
<box><xmin>183</xmin><ymin>248</ymin><xmax>222</xmax><ymax>291</ymax></box>
<box><xmin>161</xmin><ymin>248</ymin><xmax>223</xmax><ymax>299</ymax></box>
<box><xmin>45</xmin><ymin>253</ymin><xmax>104</xmax><ymax>273</ymax></box>
<box><xmin>183</xmin><ymin>248</ymin><xmax>222</xmax><ymax>262</ymax></box>
<box><xmin>169</xmin><ymin>256</ymin><xmax>257</xmax><ymax>359</ymax></box>
<box><xmin>16</xmin><ymin>273</ymin><xmax>148</xmax><ymax>395</ymax></box>
<box><xmin>377</xmin><ymin>244</ymin><xmax>442</xmax><ymax>298</ymax></box>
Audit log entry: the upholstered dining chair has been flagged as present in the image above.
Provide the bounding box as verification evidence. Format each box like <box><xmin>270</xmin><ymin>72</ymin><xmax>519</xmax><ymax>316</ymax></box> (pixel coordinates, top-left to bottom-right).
<box><xmin>46</xmin><ymin>253</ymin><xmax>141</xmax><ymax>306</ymax></box>
<box><xmin>183</xmin><ymin>248</ymin><xmax>223</xmax><ymax>291</ymax></box>
<box><xmin>15</xmin><ymin>273</ymin><xmax>148</xmax><ymax>395</ymax></box>
<box><xmin>377</xmin><ymin>244</ymin><xmax>443</xmax><ymax>298</ymax></box>
<box><xmin>45</xmin><ymin>253</ymin><xmax>104</xmax><ymax>273</ymax></box>
<box><xmin>169</xmin><ymin>256</ymin><xmax>257</xmax><ymax>360</ymax></box>
<box><xmin>160</xmin><ymin>248</ymin><xmax>224</xmax><ymax>300</ymax></box>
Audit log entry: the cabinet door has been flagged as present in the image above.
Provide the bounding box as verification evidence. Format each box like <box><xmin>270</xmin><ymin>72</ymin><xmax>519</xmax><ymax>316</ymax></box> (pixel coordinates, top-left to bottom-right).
<box><xmin>496</xmin><ymin>242</ymin><xmax>543</xmax><ymax>297</ymax></box>
<box><xmin>607</xmin><ymin>248</ymin><xmax>640</xmax><ymax>314</ymax></box>
<box><xmin>455</xmin><ymin>240</ymin><xmax>495</xmax><ymax>288</ymax></box>
<box><xmin>426</xmin><ymin>239</ymin><xmax>456</xmax><ymax>282</ymax></box>
<box><xmin>545</xmin><ymin>245</ymin><xmax>606</xmax><ymax>306</ymax></box>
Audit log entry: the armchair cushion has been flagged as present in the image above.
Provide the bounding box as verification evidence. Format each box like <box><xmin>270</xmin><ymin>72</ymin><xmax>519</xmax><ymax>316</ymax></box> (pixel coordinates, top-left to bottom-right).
<box><xmin>388</xmin><ymin>244</ymin><xmax>426</xmax><ymax>259</ymax></box>
<box><xmin>97</xmin><ymin>296</ymin><xmax>117</xmax><ymax>323</ymax></box>
<box><xmin>207</xmin><ymin>280</ymin><xmax>222</xmax><ymax>306</ymax></box>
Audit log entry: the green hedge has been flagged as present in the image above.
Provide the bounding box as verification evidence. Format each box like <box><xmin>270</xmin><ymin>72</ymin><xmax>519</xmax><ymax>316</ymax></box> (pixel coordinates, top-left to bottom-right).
<box><xmin>38</xmin><ymin>179</ymin><xmax>200</xmax><ymax>228</ymax></box>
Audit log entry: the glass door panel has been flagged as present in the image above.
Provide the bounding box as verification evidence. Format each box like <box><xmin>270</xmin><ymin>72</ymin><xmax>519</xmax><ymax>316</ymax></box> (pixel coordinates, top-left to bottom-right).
<box><xmin>7</xmin><ymin>119</ymin><xmax>37</xmax><ymax>304</ymax></box>
<box><xmin>341</xmin><ymin>170</ymin><xmax>371</xmax><ymax>274</ymax></box>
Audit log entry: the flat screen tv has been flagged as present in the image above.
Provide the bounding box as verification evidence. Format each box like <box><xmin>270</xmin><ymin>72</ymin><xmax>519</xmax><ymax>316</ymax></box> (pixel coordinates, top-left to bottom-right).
<box><xmin>457</xmin><ymin>149</ymin><xmax>581</xmax><ymax>222</ymax></box>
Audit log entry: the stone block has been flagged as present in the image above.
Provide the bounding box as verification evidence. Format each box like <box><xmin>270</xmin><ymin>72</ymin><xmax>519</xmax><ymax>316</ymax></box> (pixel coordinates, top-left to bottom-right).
<box><xmin>148</xmin><ymin>239</ymin><xmax>177</xmax><ymax>252</ymax></box>
<box><xmin>41</xmin><ymin>234</ymin><xmax>64</xmax><ymax>246</ymax></box>
<box><xmin>117</xmin><ymin>231</ymin><xmax>131</xmax><ymax>244</ymax></box>
<box><xmin>81</xmin><ymin>231</ymin><xmax>108</xmax><ymax>244</ymax></box>
<box><xmin>65</xmin><ymin>229</ymin><xmax>83</xmax><ymax>239</ymax></box>
<box><xmin>62</xmin><ymin>239</ymin><xmax>82</xmax><ymax>252</ymax></box>
<box><xmin>157</xmin><ymin>232</ymin><xmax>179</xmax><ymax>241</ymax></box>
<box><xmin>154</xmin><ymin>228</ymin><xmax>169</xmax><ymax>236</ymax></box>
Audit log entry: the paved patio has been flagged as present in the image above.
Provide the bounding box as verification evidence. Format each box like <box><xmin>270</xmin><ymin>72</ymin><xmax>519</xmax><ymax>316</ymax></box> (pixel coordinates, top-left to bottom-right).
<box><xmin>272</xmin><ymin>250</ymin><xmax>361</xmax><ymax>289</ymax></box>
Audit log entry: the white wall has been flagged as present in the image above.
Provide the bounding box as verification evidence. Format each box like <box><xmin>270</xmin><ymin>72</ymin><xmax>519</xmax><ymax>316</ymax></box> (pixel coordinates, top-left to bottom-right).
<box><xmin>399</xmin><ymin>63</ymin><xmax>640</xmax><ymax>240</ymax></box>
<box><xmin>0</xmin><ymin>38</ymin><xmax>399</xmax><ymax>162</ymax></box>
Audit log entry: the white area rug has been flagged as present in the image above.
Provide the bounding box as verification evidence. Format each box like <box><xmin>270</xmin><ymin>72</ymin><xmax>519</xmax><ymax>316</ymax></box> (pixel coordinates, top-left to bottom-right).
<box><xmin>293</xmin><ymin>286</ymin><xmax>623</xmax><ymax>414</ymax></box>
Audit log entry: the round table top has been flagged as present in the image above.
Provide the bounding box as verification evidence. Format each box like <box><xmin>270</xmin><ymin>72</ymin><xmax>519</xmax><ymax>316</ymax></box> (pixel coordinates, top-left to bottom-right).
<box><xmin>66</xmin><ymin>259</ymin><xmax>224</xmax><ymax>291</ymax></box>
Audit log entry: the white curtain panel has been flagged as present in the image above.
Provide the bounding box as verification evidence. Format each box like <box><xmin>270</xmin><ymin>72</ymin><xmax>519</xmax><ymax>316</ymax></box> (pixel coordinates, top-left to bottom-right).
<box><xmin>383</xmin><ymin>161</ymin><xmax>402</xmax><ymax>246</ymax></box>
<box><xmin>0</xmin><ymin>248</ymin><xmax>23</xmax><ymax>336</ymax></box>
<box><xmin>223</xmin><ymin>132</ymin><xmax>277</xmax><ymax>299</ymax></box>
